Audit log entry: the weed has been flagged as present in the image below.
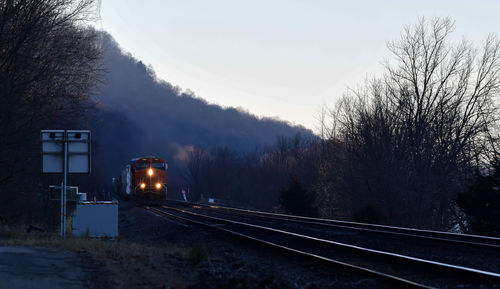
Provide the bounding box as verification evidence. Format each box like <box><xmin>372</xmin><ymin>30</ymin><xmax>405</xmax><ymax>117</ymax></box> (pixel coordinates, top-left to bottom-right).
<box><xmin>188</xmin><ymin>243</ymin><xmax>208</xmax><ymax>269</ymax></box>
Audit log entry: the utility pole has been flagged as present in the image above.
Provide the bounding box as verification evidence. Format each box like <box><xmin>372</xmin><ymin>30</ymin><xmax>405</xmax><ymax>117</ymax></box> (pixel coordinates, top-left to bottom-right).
<box><xmin>42</xmin><ymin>130</ymin><xmax>91</xmax><ymax>239</ymax></box>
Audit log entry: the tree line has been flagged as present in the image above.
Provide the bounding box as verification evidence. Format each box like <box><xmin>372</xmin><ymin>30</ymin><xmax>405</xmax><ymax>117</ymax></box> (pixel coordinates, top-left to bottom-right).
<box><xmin>184</xmin><ymin>18</ymin><xmax>500</xmax><ymax>236</ymax></box>
<box><xmin>0</xmin><ymin>0</ymin><xmax>101</xmax><ymax>225</ymax></box>
<box><xmin>183</xmin><ymin>134</ymin><xmax>320</xmax><ymax>211</ymax></box>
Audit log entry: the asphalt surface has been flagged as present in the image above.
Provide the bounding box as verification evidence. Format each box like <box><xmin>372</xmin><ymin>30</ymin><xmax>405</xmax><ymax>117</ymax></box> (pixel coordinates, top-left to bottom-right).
<box><xmin>0</xmin><ymin>246</ymin><xmax>86</xmax><ymax>289</ymax></box>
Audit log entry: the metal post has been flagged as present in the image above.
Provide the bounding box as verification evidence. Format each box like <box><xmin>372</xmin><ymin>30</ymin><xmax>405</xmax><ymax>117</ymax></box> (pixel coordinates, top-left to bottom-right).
<box><xmin>62</xmin><ymin>131</ymin><xmax>68</xmax><ymax>239</ymax></box>
<box><xmin>60</xmin><ymin>182</ymin><xmax>64</xmax><ymax>237</ymax></box>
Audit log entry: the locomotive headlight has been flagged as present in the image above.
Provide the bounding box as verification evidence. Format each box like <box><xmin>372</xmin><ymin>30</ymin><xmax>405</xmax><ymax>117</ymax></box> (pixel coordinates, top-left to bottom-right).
<box><xmin>148</xmin><ymin>168</ymin><xmax>153</xmax><ymax>176</ymax></box>
<box><xmin>155</xmin><ymin>183</ymin><xmax>161</xmax><ymax>189</ymax></box>
<box><xmin>140</xmin><ymin>183</ymin><xmax>146</xmax><ymax>189</ymax></box>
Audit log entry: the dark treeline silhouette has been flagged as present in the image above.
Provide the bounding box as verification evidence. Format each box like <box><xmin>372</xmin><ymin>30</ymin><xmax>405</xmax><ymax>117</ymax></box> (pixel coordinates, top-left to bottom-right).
<box><xmin>183</xmin><ymin>134</ymin><xmax>320</xmax><ymax>210</ymax></box>
<box><xmin>0</xmin><ymin>0</ymin><xmax>102</xmax><ymax>226</ymax></box>
<box><xmin>315</xmin><ymin>18</ymin><xmax>500</xmax><ymax>233</ymax></box>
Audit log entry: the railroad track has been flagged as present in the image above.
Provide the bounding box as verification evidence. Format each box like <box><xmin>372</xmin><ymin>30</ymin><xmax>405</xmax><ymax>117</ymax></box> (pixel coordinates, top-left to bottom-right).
<box><xmin>166</xmin><ymin>200</ymin><xmax>500</xmax><ymax>275</ymax></box>
<box><xmin>166</xmin><ymin>199</ymin><xmax>500</xmax><ymax>250</ymax></box>
<box><xmin>165</xmin><ymin>200</ymin><xmax>500</xmax><ymax>275</ymax></box>
<box><xmin>146</xmin><ymin>204</ymin><xmax>500</xmax><ymax>288</ymax></box>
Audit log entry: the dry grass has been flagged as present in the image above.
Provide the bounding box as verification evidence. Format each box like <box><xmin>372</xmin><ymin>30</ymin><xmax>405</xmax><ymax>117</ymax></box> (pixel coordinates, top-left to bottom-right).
<box><xmin>0</xmin><ymin>224</ymin><xmax>191</xmax><ymax>289</ymax></box>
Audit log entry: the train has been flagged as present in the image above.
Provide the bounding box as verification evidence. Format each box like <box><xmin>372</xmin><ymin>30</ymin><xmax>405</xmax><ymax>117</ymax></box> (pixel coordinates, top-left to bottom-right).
<box><xmin>120</xmin><ymin>156</ymin><xmax>167</xmax><ymax>202</ymax></box>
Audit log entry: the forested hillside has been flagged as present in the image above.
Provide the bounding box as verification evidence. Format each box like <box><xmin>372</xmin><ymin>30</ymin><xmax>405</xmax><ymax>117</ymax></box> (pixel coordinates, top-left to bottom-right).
<box><xmin>94</xmin><ymin>32</ymin><xmax>312</xmax><ymax>150</ymax></box>
<box><xmin>90</xmin><ymin>32</ymin><xmax>313</xmax><ymax>193</ymax></box>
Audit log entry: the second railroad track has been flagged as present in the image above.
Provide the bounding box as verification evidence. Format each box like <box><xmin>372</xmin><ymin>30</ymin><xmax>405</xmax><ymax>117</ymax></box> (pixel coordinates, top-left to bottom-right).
<box><xmin>146</xmin><ymin>203</ymin><xmax>500</xmax><ymax>289</ymax></box>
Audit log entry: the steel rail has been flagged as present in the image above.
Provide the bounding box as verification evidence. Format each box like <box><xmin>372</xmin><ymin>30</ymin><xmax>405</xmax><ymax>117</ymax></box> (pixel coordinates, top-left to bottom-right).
<box><xmin>166</xmin><ymin>199</ymin><xmax>500</xmax><ymax>249</ymax></box>
<box><xmin>146</xmin><ymin>206</ymin><xmax>431</xmax><ymax>289</ymax></box>
<box><xmin>151</xmin><ymin>205</ymin><xmax>500</xmax><ymax>288</ymax></box>
<box><xmin>170</xmin><ymin>202</ymin><xmax>500</xmax><ymax>276</ymax></box>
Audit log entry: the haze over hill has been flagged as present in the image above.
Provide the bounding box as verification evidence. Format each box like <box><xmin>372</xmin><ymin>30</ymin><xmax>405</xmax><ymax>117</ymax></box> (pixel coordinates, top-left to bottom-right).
<box><xmin>90</xmin><ymin>32</ymin><xmax>314</xmax><ymax>189</ymax></box>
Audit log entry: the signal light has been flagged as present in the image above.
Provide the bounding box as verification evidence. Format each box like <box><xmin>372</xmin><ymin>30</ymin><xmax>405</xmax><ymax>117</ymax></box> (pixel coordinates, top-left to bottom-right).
<box><xmin>140</xmin><ymin>183</ymin><xmax>145</xmax><ymax>189</ymax></box>
<box><xmin>155</xmin><ymin>183</ymin><xmax>161</xmax><ymax>189</ymax></box>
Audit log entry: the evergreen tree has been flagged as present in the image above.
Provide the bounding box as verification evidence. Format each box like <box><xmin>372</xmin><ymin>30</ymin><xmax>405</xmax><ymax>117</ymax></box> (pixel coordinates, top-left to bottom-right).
<box><xmin>279</xmin><ymin>177</ymin><xmax>318</xmax><ymax>217</ymax></box>
<box><xmin>457</xmin><ymin>163</ymin><xmax>500</xmax><ymax>236</ymax></box>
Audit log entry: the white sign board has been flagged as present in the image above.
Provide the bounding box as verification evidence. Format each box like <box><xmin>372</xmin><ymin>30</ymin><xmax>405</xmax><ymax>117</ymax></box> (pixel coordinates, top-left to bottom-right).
<box><xmin>41</xmin><ymin>130</ymin><xmax>91</xmax><ymax>174</ymax></box>
<box><xmin>41</xmin><ymin>130</ymin><xmax>64</xmax><ymax>173</ymax></box>
<box><xmin>67</xmin><ymin>130</ymin><xmax>91</xmax><ymax>173</ymax></box>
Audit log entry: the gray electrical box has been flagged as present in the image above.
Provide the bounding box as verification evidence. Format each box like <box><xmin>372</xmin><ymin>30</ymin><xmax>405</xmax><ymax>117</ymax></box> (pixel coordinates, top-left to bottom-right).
<box><xmin>48</xmin><ymin>185</ymin><xmax>78</xmax><ymax>201</ymax></box>
<box><xmin>72</xmin><ymin>201</ymin><xmax>118</xmax><ymax>238</ymax></box>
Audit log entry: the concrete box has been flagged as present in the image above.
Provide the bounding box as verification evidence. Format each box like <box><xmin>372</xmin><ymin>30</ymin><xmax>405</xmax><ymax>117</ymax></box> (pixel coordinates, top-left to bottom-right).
<box><xmin>73</xmin><ymin>201</ymin><xmax>118</xmax><ymax>237</ymax></box>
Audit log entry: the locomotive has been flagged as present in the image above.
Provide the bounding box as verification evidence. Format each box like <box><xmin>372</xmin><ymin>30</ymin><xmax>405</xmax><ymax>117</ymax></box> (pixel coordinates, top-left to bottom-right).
<box><xmin>120</xmin><ymin>156</ymin><xmax>167</xmax><ymax>202</ymax></box>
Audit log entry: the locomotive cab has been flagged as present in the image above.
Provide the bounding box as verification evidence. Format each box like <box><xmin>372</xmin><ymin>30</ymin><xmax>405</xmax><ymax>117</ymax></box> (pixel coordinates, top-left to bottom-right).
<box><xmin>122</xmin><ymin>156</ymin><xmax>167</xmax><ymax>203</ymax></box>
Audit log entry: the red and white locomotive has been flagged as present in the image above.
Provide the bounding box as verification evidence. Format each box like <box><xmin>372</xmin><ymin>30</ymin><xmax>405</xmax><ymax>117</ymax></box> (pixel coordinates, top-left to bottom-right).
<box><xmin>120</xmin><ymin>156</ymin><xmax>167</xmax><ymax>202</ymax></box>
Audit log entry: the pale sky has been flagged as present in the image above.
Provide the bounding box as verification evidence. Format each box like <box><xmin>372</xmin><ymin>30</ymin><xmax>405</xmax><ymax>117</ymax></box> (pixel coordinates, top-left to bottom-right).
<box><xmin>97</xmin><ymin>0</ymin><xmax>500</xmax><ymax>131</ymax></box>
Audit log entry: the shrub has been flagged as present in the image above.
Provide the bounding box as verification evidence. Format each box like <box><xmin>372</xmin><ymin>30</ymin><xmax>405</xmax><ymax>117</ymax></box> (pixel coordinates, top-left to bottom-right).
<box><xmin>457</xmin><ymin>164</ymin><xmax>500</xmax><ymax>237</ymax></box>
<box><xmin>352</xmin><ymin>204</ymin><xmax>386</xmax><ymax>224</ymax></box>
<box><xmin>279</xmin><ymin>177</ymin><xmax>318</xmax><ymax>217</ymax></box>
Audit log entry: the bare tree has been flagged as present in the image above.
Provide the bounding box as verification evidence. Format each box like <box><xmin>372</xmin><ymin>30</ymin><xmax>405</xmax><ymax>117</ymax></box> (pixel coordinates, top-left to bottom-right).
<box><xmin>184</xmin><ymin>134</ymin><xmax>320</xmax><ymax>210</ymax></box>
<box><xmin>0</xmin><ymin>0</ymin><xmax>102</xmax><ymax>222</ymax></box>
<box><xmin>319</xmin><ymin>18</ymin><xmax>500</xmax><ymax>229</ymax></box>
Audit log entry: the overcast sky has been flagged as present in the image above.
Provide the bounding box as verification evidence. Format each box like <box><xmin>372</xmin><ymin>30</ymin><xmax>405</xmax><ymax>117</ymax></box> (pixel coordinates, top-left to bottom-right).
<box><xmin>98</xmin><ymin>0</ymin><xmax>500</xmax><ymax>131</ymax></box>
